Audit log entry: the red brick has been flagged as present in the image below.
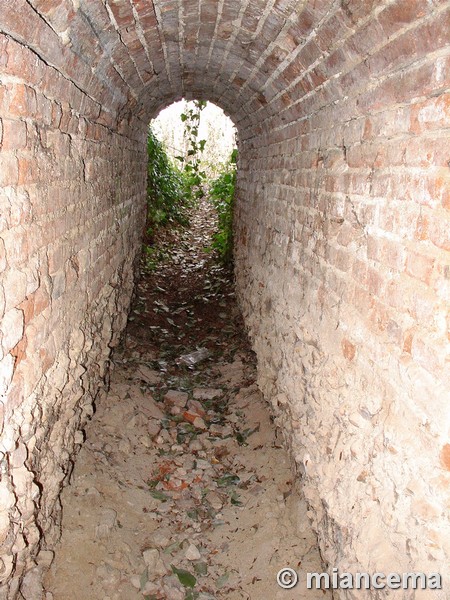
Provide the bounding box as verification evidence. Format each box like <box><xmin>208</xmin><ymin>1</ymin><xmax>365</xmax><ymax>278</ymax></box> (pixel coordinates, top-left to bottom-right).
<box><xmin>0</xmin><ymin>119</ymin><xmax>27</xmax><ymax>150</ymax></box>
<box><xmin>8</xmin><ymin>84</ymin><xmax>37</xmax><ymax>118</ymax></box>
<box><xmin>33</xmin><ymin>286</ymin><xmax>50</xmax><ymax>317</ymax></box>
<box><xmin>441</xmin><ymin>444</ymin><xmax>450</xmax><ymax>471</ymax></box>
<box><xmin>18</xmin><ymin>158</ymin><xmax>41</xmax><ymax>186</ymax></box>
<box><xmin>367</xmin><ymin>267</ymin><xmax>383</xmax><ymax>296</ymax></box>
<box><xmin>368</xmin><ymin>301</ymin><xmax>391</xmax><ymax>334</ymax></box>
<box><xmin>378</xmin><ymin>0</ymin><xmax>429</xmax><ymax>37</ymax></box>
<box><xmin>410</xmin><ymin>94</ymin><xmax>450</xmax><ymax>134</ymax></box>
<box><xmin>353</xmin><ymin>284</ymin><xmax>374</xmax><ymax>314</ymax></box>
<box><xmin>379</xmin><ymin>239</ymin><xmax>406</xmax><ymax>272</ymax></box>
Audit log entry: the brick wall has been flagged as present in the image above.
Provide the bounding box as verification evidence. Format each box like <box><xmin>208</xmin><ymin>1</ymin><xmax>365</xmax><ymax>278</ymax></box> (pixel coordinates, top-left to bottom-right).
<box><xmin>235</xmin><ymin>1</ymin><xmax>450</xmax><ymax>595</ymax></box>
<box><xmin>0</xmin><ymin>23</ymin><xmax>148</xmax><ymax>596</ymax></box>
<box><xmin>0</xmin><ymin>0</ymin><xmax>449</xmax><ymax>597</ymax></box>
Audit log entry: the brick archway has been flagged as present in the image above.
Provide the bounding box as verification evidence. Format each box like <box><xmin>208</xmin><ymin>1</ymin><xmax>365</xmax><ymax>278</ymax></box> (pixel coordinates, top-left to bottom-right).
<box><xmin>1</xmin><ymin>1</ymin><xmax>449</xmax><ymax>597</ymax></box>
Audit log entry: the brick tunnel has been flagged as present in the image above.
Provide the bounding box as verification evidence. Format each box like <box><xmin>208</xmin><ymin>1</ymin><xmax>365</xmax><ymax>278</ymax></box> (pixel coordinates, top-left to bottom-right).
<box><xmin>0</xmin><ymin>0</ymin><xmax>449</xmax><ymax>597</ymax></box>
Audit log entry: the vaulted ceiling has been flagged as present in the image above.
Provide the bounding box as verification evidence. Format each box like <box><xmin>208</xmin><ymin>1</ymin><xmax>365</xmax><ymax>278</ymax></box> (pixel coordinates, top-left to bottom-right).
<box><xmin>1</xmin><ymin>0</ymin><xmax>344</xmax><ymax>130</ymax></box>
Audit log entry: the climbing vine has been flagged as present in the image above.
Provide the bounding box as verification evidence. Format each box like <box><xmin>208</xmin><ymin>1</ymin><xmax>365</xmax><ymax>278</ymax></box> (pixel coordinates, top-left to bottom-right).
<box><xmin>175</xmin><ymin>100</ymin><xmax>208</xmax><ymax>201</ymax></box>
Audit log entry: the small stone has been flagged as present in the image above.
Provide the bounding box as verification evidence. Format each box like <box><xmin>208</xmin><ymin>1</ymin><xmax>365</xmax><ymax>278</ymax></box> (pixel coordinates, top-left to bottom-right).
<box><xmin>147</xmin><ymin>526</ymin><xmax>173</xmax><ymax>548</ymax></box>
<box><xmin>130</xmin><ymin>575</ymin><xmax>141</xmax><ymax>589</ymax></box>
<box><xmin>164</xmin><ymin>586</ymin><xmax>184</xmax><ymax>600</ymax></box>
<box><xmin>142</xmin><ymin>581</ymin><xmax>160</xmax><ymax>595</ymax></box>
<box><xmin>20</xmin><ymin>567</ymin><xmax>43</xmax><ymax>600</ymax></box>
<box><xmin>144</xmin><ymin>398</ymin><xmax>166</xmax><ymax>420</ymax></box>
<box><xmin>164</xmin><ymin>390</ymin><xmax>189</xmax><ymax>408</ymax></box>
<box><xmin>126</xmin><ymin>414</ymin><xmax>138</xmax><ymax>429</ymax></box>
<box><xmin>192</xmin><ymin>417</ymin><xmax>207</xmax><ymax>430</ymax></box>
<box><xmin>95</xmin><ymin>509</ymin><xmax>117</xmax><ymax>539</ymax></box>
<box><xmin>182</xmin><ymin>457</ymin><xmax>195</xmax><ymax>470</ymax></box>
<box><xmin>142</xmin><ymin>548</ymin><xmax>167</xmax><ymax>577</ymax></box>
<box><xmin>209</xmin><ymin>424</ymin><xmax>224</xmax><ymax>435</ymax></box>
<box><xmin>37</xmin><ymin>550</ymin><xmax>54</xmax><ymax>569</ymax></box>
<box><xmin>184</xmin><ymin>543</ymin><xmax>201</xmax><ymax>561</ymax></box>
<box><xmin>139</xmin><ymin>435</ymin><xmax>152</xmax><ymax>448</ymax></box>
<box><xmin>221</xmin><ymin>425</ymin><xmax>234</xmax><ymax>436</ymax></box>
<box><xmin>156</xmin><ymin>429</ymin><xmax>171</xmax><ymax>444</ymax></box>
<box><xmin>195</xmin><ymin>459</ymin><xmax>210</xmax><ymax>470</ymax></box>
<box><xmin>147</xmin><ymin>420</ymin><xmax>161</xmax><ymax>437</ymax></box>
<box><xmin>95</xmin><ymin>563</ymin><xmax>121</xmax><ymax>586</ymax></box>
<box><xmin>193</xmin><ymin>388</ymin><xmax>222</xmax><ymax>400</ymax></box>
<box><xmin>118</xmin><ymin>438</ymin><xmax>132</xmax><ymax>454</ymax></box>
<box><xmin>171</xmin><ymin>444</ymin><xmax>184</xmax><ymax>453</ymax></box>
<box><xmin>135</xmin><ymin>365</ymin><xmax>161</xmax><ymax>385</ymax></box>
<box><xmin>189</xmin><ymin>440</ymin><xmax>202</xmax><ymax>452</ymax></box>
<box><xmin>206</xmin><ymin>492</ymin><xmax>223</xmax><ymax>510</ymax></box>
<box><xmin>187</xmin><ymin>400</ymin><xmax>206</xmax><ymax>416</ymax></box>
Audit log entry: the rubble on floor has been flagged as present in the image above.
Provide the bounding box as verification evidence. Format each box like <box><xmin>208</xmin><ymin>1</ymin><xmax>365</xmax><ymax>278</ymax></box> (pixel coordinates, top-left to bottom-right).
<box><xmin>44</xmin><ymin>200</ymin><xmax>329</xmax><ymax>600</ymax></box>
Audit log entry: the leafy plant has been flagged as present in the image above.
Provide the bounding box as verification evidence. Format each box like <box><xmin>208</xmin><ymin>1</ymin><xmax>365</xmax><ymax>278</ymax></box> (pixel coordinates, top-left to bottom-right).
<box><xmin>146</xmin><ymin>126</ymin><xmax>190</xmax><ymax>239</ymax></box>
<box><xmin>208</xmin><ymin>149</ymin><xmax>237</xmax><ymax>264</ymax></box>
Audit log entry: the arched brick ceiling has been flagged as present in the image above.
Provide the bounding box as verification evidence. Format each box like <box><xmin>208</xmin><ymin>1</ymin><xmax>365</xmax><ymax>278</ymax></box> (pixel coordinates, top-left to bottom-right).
<box><xmin>3</xmin><ymin>0</ymin><xmax>450</xmax><ymax>140</ymax></box>
<box><xmin>0</xmin><ymin>0</ymin><xmax>343</xmax><ymax>131</ymax></box>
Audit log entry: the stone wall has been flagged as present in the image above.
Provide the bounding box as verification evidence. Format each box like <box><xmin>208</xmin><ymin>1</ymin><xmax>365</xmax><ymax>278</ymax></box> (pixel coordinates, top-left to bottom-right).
<box><xmin>234</xmin><ymin>2</ymin><xmax>450</xmax><ymax>596</ymax></box>
<box><xmin>0</xmin><ymin>32</ymin><xmax>147</xmax><ymax>597</ymax></box>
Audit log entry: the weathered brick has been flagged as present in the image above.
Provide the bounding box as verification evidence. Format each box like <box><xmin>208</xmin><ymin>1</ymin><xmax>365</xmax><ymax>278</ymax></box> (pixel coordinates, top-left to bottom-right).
<box><xmin>0</xmin><ymin>154</ymin><xmax>19</xmax><ymax>187</ymax></box>
<box><xmin>0</xmin><ymin>1</ymin><xmax>448</xmax><ymax>596</ymax></box>
<box><xmin>405</xmin><ymin>251</ymin><xmax>435</xmax><ymax>285</ymax></box>
<box><xmin>0</xmin><ymin>119</ymin><xmax>27</xmax><ymax>150</ymax></box>
<box><xmin>3</xmin><ymin>268</ymin><xmax>28</xmax><ymax>311</ymax></box>
<box><xmin>1</xmin><ymin>308</ymin><xmax>24</xmax><ymax>354</ymax></box>
<box><xmin>7</xmin><ymin>84</ymin><xmax>37</xmax><ymax>118</ymax></box>
<box><xmin>429</xmin><ymin>214</ymin><xmax>450</xmax><ymax>252</ymax></box>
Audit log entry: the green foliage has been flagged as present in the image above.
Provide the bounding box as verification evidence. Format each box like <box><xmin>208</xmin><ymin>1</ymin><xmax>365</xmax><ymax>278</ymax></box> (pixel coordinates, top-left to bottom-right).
<box><xmin>146</xmin><ymin>126</ymin><xmax>190</xmax><ymax>237</ymax></box>
<box><xmin>178</xmin><ymin>100</ymin><xmax>208</xmax><ymax>201</ymax></box>
<box><xmin>209</xmin><ymin>149</ymin><xmax>237</xmax><ymax>265</ymax></box>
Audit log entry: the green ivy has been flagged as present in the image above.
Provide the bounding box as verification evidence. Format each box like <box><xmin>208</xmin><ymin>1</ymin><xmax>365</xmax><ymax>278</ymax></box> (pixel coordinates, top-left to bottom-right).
<box><xmin>209</xmin><ymin>149</ymin><xmax>237</xmax><ymax>265</ymax></box>
<box><xmin>146</xmin><ymin>126</ymin><xmax>190</xmax><ymax>238</ymax></box>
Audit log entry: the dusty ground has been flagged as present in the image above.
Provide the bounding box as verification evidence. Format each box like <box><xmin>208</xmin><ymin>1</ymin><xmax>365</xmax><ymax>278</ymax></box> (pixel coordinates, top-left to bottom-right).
<box><xmin>44</xmin><ymin>200</ymin><xmax>330</xmax><ymax>600</ymax></box>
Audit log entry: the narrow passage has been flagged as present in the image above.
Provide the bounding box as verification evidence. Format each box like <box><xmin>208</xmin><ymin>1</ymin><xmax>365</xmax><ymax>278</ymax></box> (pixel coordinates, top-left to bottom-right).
<box><xmin>44</xmin><ymin>201</ymin><xmax>329</xmax><ymax>600</ymax></box>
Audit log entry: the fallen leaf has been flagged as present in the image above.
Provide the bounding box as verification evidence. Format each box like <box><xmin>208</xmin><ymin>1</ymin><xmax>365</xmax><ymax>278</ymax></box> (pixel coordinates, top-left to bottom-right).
<box><xmin>171</xmin><ymin>565</ymin><xmax>197</xmax><ymax>588</ymax></box>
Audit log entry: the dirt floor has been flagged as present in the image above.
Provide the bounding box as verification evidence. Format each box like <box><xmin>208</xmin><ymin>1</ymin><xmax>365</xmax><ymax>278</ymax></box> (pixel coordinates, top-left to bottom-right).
<box><xmin>44</xmin><ymin>200</ymin><xmax>330</xmax><ymax>600</ymax></box>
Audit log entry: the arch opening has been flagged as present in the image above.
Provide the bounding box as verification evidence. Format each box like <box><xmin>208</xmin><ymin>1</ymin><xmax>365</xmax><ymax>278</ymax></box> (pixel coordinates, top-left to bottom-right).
<box><xmin>152</xmin><ymin>100</ymin><xmax>237</xmax><ymax>178</ymax></box>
